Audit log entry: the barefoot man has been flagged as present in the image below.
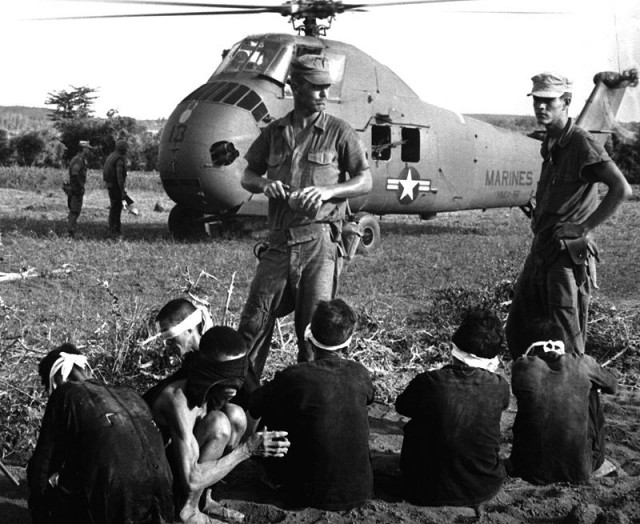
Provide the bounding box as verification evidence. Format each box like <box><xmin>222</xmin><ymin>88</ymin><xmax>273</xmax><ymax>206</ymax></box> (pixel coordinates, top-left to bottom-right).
<box><xmin>144</xmin><ymin>325</ymin><xmax>290</xmax><ymax>523</ymax></box>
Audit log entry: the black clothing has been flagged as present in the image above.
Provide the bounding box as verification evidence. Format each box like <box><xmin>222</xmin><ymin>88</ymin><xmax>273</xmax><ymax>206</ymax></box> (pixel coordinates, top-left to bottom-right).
<box><xmin>27</xmin><ymin>379</ymin><xmax>175</xmax><ymax>524</ymax></box>
<box><xmin>395</xmin><ymin>364</ymin><xmax>510</xmax><ymax>507</ymax></box>
<box><xmin>249</xmin><ymin>355</ymin><xmax>374</xmax><ymax>511</ymax></box>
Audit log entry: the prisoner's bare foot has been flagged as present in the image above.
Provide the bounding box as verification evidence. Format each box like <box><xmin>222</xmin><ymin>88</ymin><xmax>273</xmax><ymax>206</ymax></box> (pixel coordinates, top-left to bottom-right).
<box><xmin>202</xmin><ymin>490</ymin><xmax>244</xmax><ymax>523</ymax></box>
<box><xmin>180</xmin><ymin>508</ymin><xmax>226</xmax><ymax>524</ymax></box>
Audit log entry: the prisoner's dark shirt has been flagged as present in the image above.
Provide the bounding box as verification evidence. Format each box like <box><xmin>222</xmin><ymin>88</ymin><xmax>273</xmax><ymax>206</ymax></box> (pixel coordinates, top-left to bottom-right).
<box><xmin>27</xmin><ymin>379</ymin><xmax>174</xmax><ymax>524</ymax></box>
<box><xmin>395</xmin><ymin>363</ymin><xmax>510</xmax><ymax>507</ymax></box>
<box><xmin>510</xmin><ymin>353</ymin><xmax>617</xmax><ymax>484</ymax></box>
<box><xmin>249</xmin><ymin>354</ymin><xmax>374</xmax><ymax>511</ymax></box>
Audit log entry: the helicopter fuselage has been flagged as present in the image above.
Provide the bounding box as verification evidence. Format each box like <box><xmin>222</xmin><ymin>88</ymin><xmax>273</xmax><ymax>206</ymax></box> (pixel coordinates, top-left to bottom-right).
<box><xmin>158</xmin><ymin>33</ymin><xmax>540</xmax><ymax>235</ymax></box>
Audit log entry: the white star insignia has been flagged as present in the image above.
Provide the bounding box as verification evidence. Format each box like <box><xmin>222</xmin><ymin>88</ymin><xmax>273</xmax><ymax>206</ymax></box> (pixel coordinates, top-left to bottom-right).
<box><xmin>398</xmin><ymin>169</ymin><xmax>420</xmax><ymax>200</ymax></box>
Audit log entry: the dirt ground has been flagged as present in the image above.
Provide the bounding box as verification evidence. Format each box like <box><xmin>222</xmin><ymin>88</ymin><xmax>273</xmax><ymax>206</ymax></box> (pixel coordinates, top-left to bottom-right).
<box><xmin>1</xmin><ymin>188</ymin><xmax>639</xmax><ymax>522</ymax></box>
<box><xmin>2</xmin><ymin>393</ymin><xmax>639</xmax><ymax>524</ymax></box>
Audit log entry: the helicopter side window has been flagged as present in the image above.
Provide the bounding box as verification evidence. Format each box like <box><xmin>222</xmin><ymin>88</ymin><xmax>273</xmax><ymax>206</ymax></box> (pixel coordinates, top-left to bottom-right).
<box><xmin>401</xmin><ymin>127</ymin><xmax>420</xmax><ymax>163</ymax></box>
<box><xmin>371</xmin><ymin>125</ymin><xmax>392</xmax><ymax>161</ymax></box>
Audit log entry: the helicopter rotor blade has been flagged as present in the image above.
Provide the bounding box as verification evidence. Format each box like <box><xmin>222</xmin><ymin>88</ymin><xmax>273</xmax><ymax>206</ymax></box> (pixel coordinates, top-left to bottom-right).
<box><xmin>60</xmin><ymin>0</ymin><xmax>275</xmax><ymax>8</ymax></box>
<box><xmin>36</xmin><ymin>9</ymin><xmax>279</xmax><ymax>21</ymax></box>
<box><xmin>341</xmin><ymin>0</ymin><xmax>481</xmax><ymax>9</ymax></box>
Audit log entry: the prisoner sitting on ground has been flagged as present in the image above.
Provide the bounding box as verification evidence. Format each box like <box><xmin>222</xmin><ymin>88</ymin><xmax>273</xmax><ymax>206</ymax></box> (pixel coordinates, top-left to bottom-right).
<box><xmin>144</xmin><ymin>326</ymin><xmax>290</xmax><ymax>524</ymax></box>
<box><xmin>27</xmin><ymin>343</ymin><xmax>175</xmax><ymax>524</ymax></box>
<box><xmin>248</xmin><ymin>298</ymin><xmax>374</xmax><ymax>511</ymax></box>
<box><xmin>508</xmin><ymin>318</ymin><xmax>619</xmax><ymax>484</ymax></box>
<box><xmin>154</xmin><ymin>298</ymin><xmax>214</xmax><ymax>360</ymax></box>
<box><xmin>395</xmin><ymin>307</ymin><xmax>510</xmax><ymax>509</ymax></box>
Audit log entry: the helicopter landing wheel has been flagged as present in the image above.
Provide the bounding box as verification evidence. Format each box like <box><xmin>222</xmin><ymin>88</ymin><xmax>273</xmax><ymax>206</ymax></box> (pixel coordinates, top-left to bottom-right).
<box><xmin>355</xmin><ymin>213</ymin><xmax>380</xmax><ymax>255</ymax></box>
<box><xmin>168</xmin><ymin>205</ymin><xmax>207</xmax><ymax>240</ymax></box>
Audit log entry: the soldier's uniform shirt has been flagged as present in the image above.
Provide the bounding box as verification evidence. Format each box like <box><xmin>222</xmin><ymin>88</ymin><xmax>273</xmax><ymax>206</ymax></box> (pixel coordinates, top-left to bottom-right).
<box><xmin>245</xmin><ymin>110</ymin><xmax>369</xmax><ymax>230</ymax></box>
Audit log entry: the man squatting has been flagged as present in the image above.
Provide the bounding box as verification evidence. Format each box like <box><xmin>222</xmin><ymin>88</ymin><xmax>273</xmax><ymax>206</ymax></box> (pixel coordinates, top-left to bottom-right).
<box><xmin>144</xmin><ymin>310</ymin><xmax>290</xmax><ymax>524</ymax></box>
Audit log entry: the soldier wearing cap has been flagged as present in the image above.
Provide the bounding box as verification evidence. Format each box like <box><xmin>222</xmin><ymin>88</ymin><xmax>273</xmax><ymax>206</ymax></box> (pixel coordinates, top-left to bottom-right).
<box><xmin>102</xmin><ymin>139</ymin><xmax>130</xmax><ymax>238</ymax></box>
<box><xmin>64</xmin><ymin>140</ymin><xmax>93</xmax><ymax>237</ymax></box>
<box><xmin>506</xmin><ymin>72</ymin><xmax>632</xmax><ymax>358</ymax></box>
<box><xmin>238</xmin><ymin>54</ymin><xmax>372</xmax><ymax>394</ymax></box>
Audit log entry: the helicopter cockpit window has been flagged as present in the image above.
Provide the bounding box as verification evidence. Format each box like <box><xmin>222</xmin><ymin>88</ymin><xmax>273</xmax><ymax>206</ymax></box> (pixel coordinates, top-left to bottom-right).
<box><xmin>215</xmin><ymin>38</ymin><xmax>295</xmax><ymax>85</ymax></box>
<box><xmin>401</xmin><ymin>127</ymin><xmax>420</xmax><ymax>163</ymax></box>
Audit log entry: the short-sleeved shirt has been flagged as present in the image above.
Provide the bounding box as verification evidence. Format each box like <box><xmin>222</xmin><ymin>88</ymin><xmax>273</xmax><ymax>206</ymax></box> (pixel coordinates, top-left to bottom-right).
<box><xmin>27</xmin><ymin>379</ymin><xmax>174</xmax><ymax>524</ymax></box>
<box><xmin>510</xmin><ymin>353</ymin><xmax>618</xmax><ymax>484</ymax></box>
<box><xmin>244</xmin><ymin>110</ymin><xmax>369</xmax><ymax>230</ymax></box>
<box><xmin>68</xmin><ymin>154</ymin><xmax>88</xmax><ymax>187</ymax></box>
<box><xmin>395</xmin><ymin>364</ymin><xmax>510</xmax><ymax>507</ymax></box>
<box><xmin>532</xmin><ymin>118</ymin><xmax>611</xmax><ymax>260</ymax></box>
<box><xmin>248</xmin><ymin>355</ymin><xmax>374</xmax><ymax>511</ymax></box>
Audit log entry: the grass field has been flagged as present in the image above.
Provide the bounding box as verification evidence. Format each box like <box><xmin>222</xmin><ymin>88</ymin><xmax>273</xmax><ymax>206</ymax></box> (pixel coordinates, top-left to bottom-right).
<box><xmin>1</xmin><ymin>166</ymin><xmax>639</xmax><ymax>466</ymax></box>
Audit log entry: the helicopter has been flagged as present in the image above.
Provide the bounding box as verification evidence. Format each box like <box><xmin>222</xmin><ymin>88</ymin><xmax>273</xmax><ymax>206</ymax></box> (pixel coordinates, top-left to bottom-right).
<box><xmin>51</xmin><ymin>0</ymin><xmax>638</xmax><ymax>252</ymax></box>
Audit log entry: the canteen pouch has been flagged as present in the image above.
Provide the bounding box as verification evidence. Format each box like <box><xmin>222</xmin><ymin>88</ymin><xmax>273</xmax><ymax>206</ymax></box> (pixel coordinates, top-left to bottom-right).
<box><xmin>564</xmin><ymin>236</ymin><xmax>599</xmax><ymax>288</ymax></box>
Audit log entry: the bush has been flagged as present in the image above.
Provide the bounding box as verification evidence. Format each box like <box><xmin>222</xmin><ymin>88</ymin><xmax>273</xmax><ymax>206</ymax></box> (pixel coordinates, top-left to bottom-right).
<box><xmin>13</xmin><ymin>131</ymin><xmax>46</xmax><ymax>166</ymax></box>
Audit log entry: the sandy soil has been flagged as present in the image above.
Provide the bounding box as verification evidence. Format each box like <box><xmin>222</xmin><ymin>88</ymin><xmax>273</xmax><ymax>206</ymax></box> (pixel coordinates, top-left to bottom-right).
<box><xmin>2</xmin><ymin>392</ymin><xmax>639</xmax><ymax>524</ymax></box>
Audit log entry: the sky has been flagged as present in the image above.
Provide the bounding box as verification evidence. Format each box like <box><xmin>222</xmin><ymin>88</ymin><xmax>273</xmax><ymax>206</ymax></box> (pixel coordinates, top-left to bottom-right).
<box><xmin>1</xmin><ymin>0</ymin><xmax>639</xmax><ymax>122</ymax></box>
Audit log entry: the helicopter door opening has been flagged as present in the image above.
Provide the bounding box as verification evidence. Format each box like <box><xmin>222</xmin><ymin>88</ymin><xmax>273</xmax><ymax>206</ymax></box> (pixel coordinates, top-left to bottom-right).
<box><xmin>371</xmin><ymin>125</ymin><xmax>392</xmax><ymax>161</ymax></box>
<box><xmin>401</xmin><ymin>127</ymin><xmax>420</xmax><ymax>163</ymax></box>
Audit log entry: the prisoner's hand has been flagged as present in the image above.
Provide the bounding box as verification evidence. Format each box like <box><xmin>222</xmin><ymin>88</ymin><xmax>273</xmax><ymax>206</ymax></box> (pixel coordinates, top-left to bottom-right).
<box><xmin>248</xmin><ymin>429</ymin><xmax>290</xmax><ymax>458</ymax></box>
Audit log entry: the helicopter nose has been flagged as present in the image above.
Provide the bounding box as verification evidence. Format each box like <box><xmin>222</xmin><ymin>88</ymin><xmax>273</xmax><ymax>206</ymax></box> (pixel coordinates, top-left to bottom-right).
<box><xmin>159</xmin><ymin>99</ymin><xmax>266</xmax><ymax>214</ymax></box>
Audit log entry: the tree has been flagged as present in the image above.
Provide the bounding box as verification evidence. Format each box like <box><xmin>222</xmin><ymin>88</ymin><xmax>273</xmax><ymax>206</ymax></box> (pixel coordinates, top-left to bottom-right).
<box><xmin>606</xmin><ymin>124</ymin><xmax>640</xmax><ymax>184</ymax></box>
<box><xmin>45</xmin><ymin>86</ymin><xmax>98</xmax><ymax>122</ymax></box>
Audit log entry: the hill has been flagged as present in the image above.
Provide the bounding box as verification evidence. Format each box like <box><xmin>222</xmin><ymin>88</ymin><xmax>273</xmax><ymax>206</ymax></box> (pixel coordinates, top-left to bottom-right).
<box><xmin>0</xmin><ymin>106</ymin><xmax>166</xmax><ymax>136</ymax></box>
<box><xmin>0</xmin><ymin>106</ymin><xmax>54</xmax><ymax>134</ymax></box>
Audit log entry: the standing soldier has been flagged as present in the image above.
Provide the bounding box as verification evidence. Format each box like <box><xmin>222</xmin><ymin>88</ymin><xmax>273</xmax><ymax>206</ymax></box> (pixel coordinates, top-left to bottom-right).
<box><xmin>237</xmin><ymin>54</ymin><xmax>372</xmax><ymax>394</ymax></box>
<box><xmin>64</xmin><ymin>140</ymin><xmax>92</xmax><ymax>237</ymax></box>
<box><xmin>102</xmin><ymin>139</ymin><xmax>130</xmax><ymax>238</ymax></box>
<box><xmin>506</xmin><ymin>72</ymin><xmax>632</xmax><ymax>358</ymax></box>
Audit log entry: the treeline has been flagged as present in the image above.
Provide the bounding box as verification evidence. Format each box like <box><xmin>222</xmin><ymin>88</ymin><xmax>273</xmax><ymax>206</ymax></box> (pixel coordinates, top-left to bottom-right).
<box><xmin>0</xmin><ymin>120</ymin><xmax>161</xmax><ymax>172</ymax></box>
<box><xmin>0</xmin><ymin>88</ymin><xmax>164</xmax><ymax>172</ymax></box>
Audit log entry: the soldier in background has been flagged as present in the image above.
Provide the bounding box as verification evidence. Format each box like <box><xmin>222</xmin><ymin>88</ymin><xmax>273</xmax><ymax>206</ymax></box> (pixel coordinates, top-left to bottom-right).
<box><xmin>103</xmin><ymin>139</ymin><xmax>133</xmax><ymax>238</ymax></box>
<box><xmin>64</xmin><ymin>140</ymin><xmax>92</xmax><ymax>237</ymax></box>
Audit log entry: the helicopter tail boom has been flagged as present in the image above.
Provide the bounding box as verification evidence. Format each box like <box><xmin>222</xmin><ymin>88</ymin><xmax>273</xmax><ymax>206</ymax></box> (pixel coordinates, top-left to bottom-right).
<box><xmin>575</xmin><ymin>68</ymin><xmax>639</xmax><ymax>144</ymax></box>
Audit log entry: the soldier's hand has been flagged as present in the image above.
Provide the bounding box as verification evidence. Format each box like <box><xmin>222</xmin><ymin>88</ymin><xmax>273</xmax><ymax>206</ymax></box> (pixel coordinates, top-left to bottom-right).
<box><xmin>553</xmin><ymin>222</ymin><xmax>587</xmax><ymax>241</ymax></box>
<box><xmin>263</xmin><ymin>181</ymin><xmax>290</xmax><ymax>200</ymax></box>
<box><xmin>297</xmin><ymin>186</ymin><xmax>333</xmax><ymax>210</ymax></box>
